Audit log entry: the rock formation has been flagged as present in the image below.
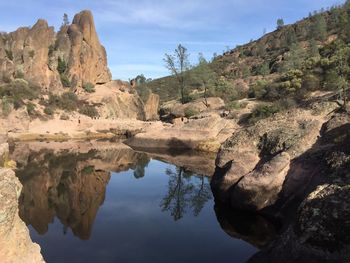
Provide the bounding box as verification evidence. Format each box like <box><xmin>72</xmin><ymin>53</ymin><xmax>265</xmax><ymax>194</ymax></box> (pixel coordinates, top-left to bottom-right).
<box><xmin>0</xmin><ymin>10</ymin><xmax>111</xmax><ymax>92</ymax></box>
<box><xmin>0</xmin><ymin>143</ymin><xmax>44</xmax><ymax>263</ymax></box>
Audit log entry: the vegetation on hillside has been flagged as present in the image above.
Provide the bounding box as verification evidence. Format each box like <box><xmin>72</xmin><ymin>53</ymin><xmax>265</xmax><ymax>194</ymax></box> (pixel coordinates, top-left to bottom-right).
<box><xmin>143</xmin><ymin>1</ymin><xmax>350</xmax><ymax>121</ymax></box>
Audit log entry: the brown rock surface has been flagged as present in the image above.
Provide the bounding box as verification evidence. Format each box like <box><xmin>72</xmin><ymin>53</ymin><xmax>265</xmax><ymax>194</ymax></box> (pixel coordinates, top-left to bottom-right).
<box><xmin>0</xmin><ymin>143</ymin><xmax>44</xmax><ymax>263</ymax></box>
<box><xmin>0</xmin><ymin>10</ymin><xmax>111</xmax><ymax>91</ymax></box>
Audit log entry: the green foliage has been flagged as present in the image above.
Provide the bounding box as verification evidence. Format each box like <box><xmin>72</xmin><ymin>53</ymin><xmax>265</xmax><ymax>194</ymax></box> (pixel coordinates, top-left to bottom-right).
<box><xmin>44</xmin><ymin>106</ymin><xmax>55</xmax><ymax>115</ymax></box>
<box><xmin>164</xmin><ymin>44</ymin><xmax>191</xmax><ymax>104</ymax></box>
<box><xmin>1</xmin><ymin>96</ymin><xmax>12</xmax><ymax>116</ymax></box>
<box><xmin>184</xmin><ymin>107</ymin><xmax>199</xmax><ymax>118</ymax></box>
<box><xmin>26</xmin><ymin>102</ymin><xmax>36</xmax><ymax>116</ymax></box>
<box><xmin>225</xmin><ymin>101</ymin><xmax>242</xmax><ymax>110</ymax></box>
<box><xmin>48</xmin><ymin>92</ymin><xmax>78</xmax><ymax>112</ymax></box>
<box><xmin>28</xmin><ymin>50</ymin><xmax>35</xmax><ymax>58</ymax></box>
<box><xmin>248</xmin><ymin>104</ymin><xmax>280</xmax><ymax>124</ymax></box>
<box><xmin>0</xmin><ymin>79</ymin><xmax>40</xmax><ymax>109</ymax></box>
<box><xmin>57</xmin><ymin>57</ymin><xmax>67</xmax><ymax>74</ymax></box>
<box><xmin>253</xmin><ymin>62</ymin><xmax>270</xmax><ymax>76</ymax></box>
<box><xmin>136</xmin><ymin>85</ymin><xmax>151</xmax><ymax>103</ymax></box>
<box><xmin>249</xmin><ymin>80</ymin><xmax>269</xmax><ymax>99</ymax></box>
<box><xmin>280</xmin><ymin>43</ymin><xmax>306</xmax><ymax>72</ymax></box>
<box><xmin>5</xmin><ymin>50</ymin><xmax>13</xmax><ymax>61</ymax></box>
<box><xmin>309</xmin><ymin>14</ymin><xmax>327</xmax><ymax>41</ymax></box>
<box><xmin>82</xmin><ymin>82</ymin><xmax>95</xmax><ymax>93</ymax></box>
<box><xmin>78</xmin><ymin>104</ymin><xmax>99</xmax><ymax>118</ymax></box>
<box><xmin>60</xmin><ymin>74</ymin><xmax>71</xmax><ymax>87</ymax></box>
<box><xmin>277</xmin><ymin>18</ymin><xmax>285</xmax><ymax>29</ymax></box>
<box><xmin>82</xmin><ymin>165</ymin><xmax>94</xmax><ymax>175</ymax></box>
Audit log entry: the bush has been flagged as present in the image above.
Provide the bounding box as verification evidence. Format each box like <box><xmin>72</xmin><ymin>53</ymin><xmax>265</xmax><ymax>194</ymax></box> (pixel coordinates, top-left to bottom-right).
<box><xmin>0</xmin><ymin>79</ymin><xmax>40</xmax><ymax>109</ymax></box>
<box><xmin>1</xmin><ymin>96</ymin><xmax>12</xmax><ymax>116</ymax></box>
<box><xmin>29</xmin><ymin>50</ymin><xmax>35</xmax><ymax>58</ymax></box>
<box><xmin>60</xmin><ymin>113</ymin><xmax>69</xmax><ymax>120</ymax></box>
<box><xmin>225</xmin><ymin>101</ymin><xmax>241</xmax><ymax>110</ymax></box>
<box><xmin>136</xmin><ymin>85</ymin><xmax>151</xmax><ymax>103</ymax></box>
<box><xmin>59</xmin><ymin>92</ymin><xmax>78</xmax><ymax>111</ymax></box>
<box><xmin>5</xmin><ymin>50</ymin><xmax>13</xmax><ymax>61</ymax></box>
<box><xmin>26</xmin><ymin>102</ymin><xmax>36</xmax><ymax>116</ymax></box>
<box><xmin>57</xmin><ymin>57</ymin><xmax>67</xmax><ymax>74</ymax></box>
<box><xmin>247</xmin><ymin>104</ymin><xmax>280</xmax><ymax>124</ymax></box>
<box><xmin>184</xmin><ymin>107</ymin><xmax>199</xmax><ymax>118</ymax></box>
<box><xmin>82</xmin><ymin>82</ymin><xmax>95</xmax><ymax>93</ymax></box>
<box><xmin>48</xmin><ymin>92</ymin><xmax>78</xmax><ymax>111</ymax></box>
<box><xmin>44</xmin><ymin>106</ymin><xmax>55</xmax><ymax>115</ymax></box>
<box><xmin>60</xmin><ymin>74</ymin><xmax>71</xmax><ymax>87</ymax></box>
<box><xmin>79</xmin><ymin>104</ymin><xmax>99</xmax><ymax>118</ymax></box>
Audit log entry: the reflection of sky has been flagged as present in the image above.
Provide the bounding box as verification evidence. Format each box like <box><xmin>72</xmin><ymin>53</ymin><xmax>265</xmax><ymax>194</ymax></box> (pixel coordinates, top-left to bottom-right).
<box><xmin>30</xmin><ymin>160</ymin><xmax>257</xmax><ymax>263</ymax></box>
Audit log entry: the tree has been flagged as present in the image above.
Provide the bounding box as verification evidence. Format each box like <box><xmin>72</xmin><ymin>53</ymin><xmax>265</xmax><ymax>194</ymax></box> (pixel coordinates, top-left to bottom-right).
<box><xmin>310</xmin><ymin>14</ymin><xmax>327</xmax><ymax>41</ymax></box>
<box><xmin>277</xmin><ymin>18</ymin><xmax>285</xmax><ymax>29</ymax></box>
<box><xmin>194</xmin><ymin>53</ymin><xmax>217</xmax><ymax>107</ymax></box>
<box><xmin>164</xmin><ymin>44</ymin><xmax>191</xmax><ymax>104</ymax></box>
<box><xmin>135</xmin><ymin>74</ymin><xmax>147</xmax><ymax>86</ymax></box>
<box><xmin>62</xmin><ymin>13</ymin><xmax>70</xmax><ymax>27</ymax></box>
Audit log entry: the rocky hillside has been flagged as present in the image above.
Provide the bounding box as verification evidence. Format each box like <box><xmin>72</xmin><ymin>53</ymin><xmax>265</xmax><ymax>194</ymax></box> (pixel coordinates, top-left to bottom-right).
<box><xmin>146</xmin><ymin>1</ymin><xmax>350</xmax><ymax>112</ymax></box>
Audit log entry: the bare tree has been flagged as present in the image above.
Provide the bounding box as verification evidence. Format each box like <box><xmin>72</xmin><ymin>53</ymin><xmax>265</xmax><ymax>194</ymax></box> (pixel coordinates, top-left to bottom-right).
<box><xmin>164</xmin><ymin>44</ymin><xmax>190</xmax><ymax>104</ymax></box>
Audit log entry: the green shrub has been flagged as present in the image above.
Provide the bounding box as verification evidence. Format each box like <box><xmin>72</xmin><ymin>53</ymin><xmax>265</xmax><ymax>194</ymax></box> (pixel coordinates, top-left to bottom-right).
<box><xmin>225</xmin><ymin>101</ymin><xmax>241</xmax><ymax>110</ymax></box>
<box><xmin>0</xmin><ymin>79</ymin><xmax>40</xmax><ymax>109</ymax></box>
<box><xmin>136</xmin><ymin>85</ymin><xmax>151</xmax><ymax>103</ymax></box>
<box><xmin>1</xmin><ymin>96</ymin><xmax>12</xmax><ymax>116</ymax></box>
<box><xmin>57</xmin><ymin>57</ymin><xmax>67</xmax><ymax>74</ymax></box>
<box><xmin>82</xmin><ymin>165</ymin><xmax>94</xmax><ymax>175</ymax></box>
<box><xmin>184</xmin><ymin>107</ymin><xmax>199</xmax><ymax>118</ymax></box>
<box><xmin>5</xmin><ymin>50</ymin><xmax>13</xmax><ymax>61</ymax></box>
<box><xmin>26</xmin><ymin>102</ymin><xmax>36</xmax><ymax>116</ymax></box>
<box><xmin>60</xmin><ymin>113</ymin><xmax>69</xmax><ymax>120</ymax></box>
<box><xmin>60</xmin><ymin>74</ymin><xmax>71</xmax><ymax>87</ymax></box>
<box><xmin>29</xmin><ymin>50</ymin><xmax>35</xmax><ymax>58</ymax></box>
<box><xmin>79</xmin><ymin>104</ymin><xmax>99</xmax><ymax>118</ymax></box>
<box><xmin>44</xmin><ymin>106</ymin><xmax>55</xmax><ymax>115</ymax></box>
<box><xmin>59</xmin><ymin>92</ymin><xmax>78</xmax><ymax>111</ymax></box>
<box><xmin>82</xmin><ymin>82</ymin><xmax>95</xmax><ymax>93</ymax></box>
<box><xmin>247</xmin><ymin>104</ymin><xmax>280</xmax><ymax>124</ymax></box>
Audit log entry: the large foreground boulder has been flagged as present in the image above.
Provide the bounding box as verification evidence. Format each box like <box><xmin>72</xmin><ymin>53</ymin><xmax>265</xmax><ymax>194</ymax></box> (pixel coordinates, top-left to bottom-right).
<box><xmin>0</xmin><ymin>143</ymin><xmax>44</xmax><ymax>263</ymax></box>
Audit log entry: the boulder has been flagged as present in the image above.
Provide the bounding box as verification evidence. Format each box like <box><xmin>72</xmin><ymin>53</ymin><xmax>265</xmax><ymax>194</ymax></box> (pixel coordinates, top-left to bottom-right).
<box><xmin>144</xmin><ymin>92</ymin><xmax>159</xmax><ymax>121</ymax></box>
<box><xmin>0</xmin><ymin>143</ymin><xmax>44</xmax><ymax>262</ymax></box>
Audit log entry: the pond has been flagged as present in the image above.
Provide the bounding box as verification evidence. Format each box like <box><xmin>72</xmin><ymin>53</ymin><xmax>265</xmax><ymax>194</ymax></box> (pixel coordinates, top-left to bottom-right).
<box><xmin>11</xmin><ymin>141</ymin><xmax>265</xmax><ymax>263</ymax></box>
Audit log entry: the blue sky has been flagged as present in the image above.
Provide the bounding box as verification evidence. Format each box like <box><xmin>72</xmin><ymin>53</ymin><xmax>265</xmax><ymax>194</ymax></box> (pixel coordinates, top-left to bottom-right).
<box><xmin>0</xmin><ymin>0</ymin><xmax>345</xmax><ymax>80</ymax></box>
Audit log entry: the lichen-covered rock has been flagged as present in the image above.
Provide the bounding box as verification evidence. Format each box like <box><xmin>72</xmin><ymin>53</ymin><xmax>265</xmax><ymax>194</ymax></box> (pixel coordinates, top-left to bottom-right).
<box><xmin>212</xmin><ymin>109</ymin><xmax>323</xmax><ymax>208</ymax></box>
<box><xmin>297</xmin><ymin>184</ymin><xmax>350</xmax><ymax>252</ymax></box>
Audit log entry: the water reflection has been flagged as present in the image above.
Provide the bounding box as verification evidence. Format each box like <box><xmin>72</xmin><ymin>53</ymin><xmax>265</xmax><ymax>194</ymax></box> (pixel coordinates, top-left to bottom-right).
<box><xmin>10</xmin><ymin>141</ymin><xmax>266</xmax><ymax>262</ymax></box>
<box><xmin>14</xmin><ymin>142</ymin><xmax>149</xmax><ymax>240</ymax></box>
<box><xmin>214</xmin><ymin>203</ymin><xmax>279</xmax><ymax>249</ymax></box>
<box><xmin>161</xmin><ymin>167</ymin><xmax>212</xmax><ymax>221</ymax></box>
<box><xmin>12</xmin><ymin>141</ymin><xmax>215</xmax><ymax>240</ymax></box>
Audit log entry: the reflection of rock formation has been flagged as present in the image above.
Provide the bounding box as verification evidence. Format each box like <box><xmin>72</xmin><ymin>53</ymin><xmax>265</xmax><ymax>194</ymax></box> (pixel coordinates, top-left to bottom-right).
<box><xmin>12</xmin><ymin>141</ymin><xmax>149</xmax><ymax>240</ymax></box>
<box><xmin>136</xmin><ymin>148</ymin><xmax>216</xmax><ymax>177</ymax></box>
<box><xmin>214</xmin><ymin>203</ymin><xmax>278</xmax><ymax>249</ymax></box>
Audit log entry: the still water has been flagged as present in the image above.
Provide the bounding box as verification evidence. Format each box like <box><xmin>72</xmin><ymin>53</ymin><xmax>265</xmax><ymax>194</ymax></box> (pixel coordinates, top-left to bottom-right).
<box><xmin>12</xmin><ymin>142</ymin><xmax>260</xmax><ymax>263</ymax></box>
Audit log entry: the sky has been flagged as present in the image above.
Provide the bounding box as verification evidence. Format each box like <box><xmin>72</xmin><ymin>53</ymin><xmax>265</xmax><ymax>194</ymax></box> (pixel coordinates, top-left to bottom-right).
<box><xmin>0</xmin><ymin>0</ymin><xmax>346</xmax><ymax>80</ymax></box>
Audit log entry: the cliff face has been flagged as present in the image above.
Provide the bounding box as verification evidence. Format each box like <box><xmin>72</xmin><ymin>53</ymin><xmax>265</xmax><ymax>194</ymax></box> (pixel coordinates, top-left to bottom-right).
<box><xmin>0</xmin><ymin>10</ymin><xmax>111</xmax><ymax>92</ymax></box>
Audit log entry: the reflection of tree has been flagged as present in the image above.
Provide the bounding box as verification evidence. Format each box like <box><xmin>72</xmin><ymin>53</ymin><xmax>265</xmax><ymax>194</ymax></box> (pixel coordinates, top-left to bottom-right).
<box><xmin>191</xmin><ymin>175</ymin><xmax>212</xmax><ymax>216</ymax></box>
<box><xmin>133</xmin><ymin>155</ymin><xmax>150</xmax><ymax>179</ymax></box>
<box><xmin>160</xmin><ymin>167</ymin><xmax>212</xmax><ymax>221</ymax></box>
